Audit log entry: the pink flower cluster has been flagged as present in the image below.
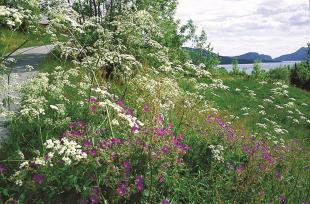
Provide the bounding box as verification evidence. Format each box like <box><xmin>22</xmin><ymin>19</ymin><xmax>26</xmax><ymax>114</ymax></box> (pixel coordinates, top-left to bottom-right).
<box><xmin>64</xmin><ymin>120</ymin><xmax>87</xmax><ymax>137</ymax></box>
<box><xmin>207</xmin><ymin>114</ymin><xmax>235</xmax><ymax>142</ymax></box>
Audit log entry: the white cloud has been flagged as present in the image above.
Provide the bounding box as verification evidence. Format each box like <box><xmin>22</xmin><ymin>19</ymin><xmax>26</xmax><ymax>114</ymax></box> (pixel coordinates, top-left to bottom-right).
<box><xmin>176</xmin><ymin>0</ymin><xmax>310</xmax><ymax>57</ymax></box>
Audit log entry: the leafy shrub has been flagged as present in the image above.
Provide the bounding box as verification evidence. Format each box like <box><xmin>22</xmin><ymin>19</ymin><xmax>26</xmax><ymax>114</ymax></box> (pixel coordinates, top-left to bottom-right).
<box><xmin>267</xmin><ymin>66</ymin><xmax>291</xmax><ymax>83</ymax></box>
<box><xmin>231</xmin><ymin>57</ymin><xmax>241</xmax><ymax>75</ymax></box>
<box><xmin>0</xmin><ymin>0</ymin><xmax>39</xmax><ymax>10</ymax></box>
<box><xmin>212</xmin><ymin>67</ymin><xmax>230</xmax><ymax>78</ymax></box>
<box><xmin>251</xmin><ymin>60</ymin><xmax>266</xmax><ymax>79</ymax></box>
<box><xmin>290</xmin><ymin>62</ymin><xmax>310</xmax><ymax>90</ymax></box>
<box><xmin>0</xmin><ymin>6</ymin><xmax>33</xmax><ymax>29</ymax></box>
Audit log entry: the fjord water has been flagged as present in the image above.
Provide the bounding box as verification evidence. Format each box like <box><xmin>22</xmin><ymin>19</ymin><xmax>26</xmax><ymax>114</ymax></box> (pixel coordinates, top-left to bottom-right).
<box><xmin>219</xmin><ymin>61</ymin><xmax>300</xmax><ymax>74</ymax></box>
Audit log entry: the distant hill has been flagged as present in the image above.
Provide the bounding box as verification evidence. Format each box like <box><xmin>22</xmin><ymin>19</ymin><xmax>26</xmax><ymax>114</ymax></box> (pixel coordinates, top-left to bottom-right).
<box><xmin>183</xmin><ymin>47</ymin><xmax>277</xmax><ymax>64</ymax></box>
<box><xmin>183</xmin><ymin>47</ymin><xmax>309</xmax><ymax>65</ymax></box>
<box><xmin>235</xmin><ymin>52</ymin><xmax>273</xmax><ymax>61</ymax></box>
<box><xmin>274</xmin><ymin>47</ymin><xmax>308</xmax><ymax>61</ymax></box>
<box><xmin>220</xmin><ymin>52</ymin><xmax>275</xmax><ymax>64</ymax></box>
<box><xmin>219</xmin><ymin>56</ymin><xmax>253</xmax><ymax>64</ymax></box>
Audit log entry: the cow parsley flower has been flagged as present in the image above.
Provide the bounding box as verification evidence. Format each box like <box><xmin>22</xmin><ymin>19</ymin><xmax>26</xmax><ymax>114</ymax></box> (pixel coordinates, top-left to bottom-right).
<box><xmin>209</xmin><ymin>144</ymin><xmax>224</xmax><ymax>162</ymax></box>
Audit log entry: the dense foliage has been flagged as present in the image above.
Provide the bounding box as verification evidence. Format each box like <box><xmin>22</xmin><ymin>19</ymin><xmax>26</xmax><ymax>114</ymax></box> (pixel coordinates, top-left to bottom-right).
<box><xmin>290</xmin><ymin>43</ymin><xmax>310</xmax><ymax>90</ymax></box>
<box><xmin>290</xmin><ymin>61</ymin><xmax>310</xmax><ymax>91</ymax></box>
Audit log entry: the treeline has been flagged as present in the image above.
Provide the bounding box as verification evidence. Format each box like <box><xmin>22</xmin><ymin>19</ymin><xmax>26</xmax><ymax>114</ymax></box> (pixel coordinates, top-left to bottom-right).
<box><xmin>229</xmin><ymin>51</ymin><xmax>310</xmax><ymax>91</ymax></box>
<box><xmin>290</xmin><ymin>61</ymin><xmax>310</xmax><ymax>90</ymax></box>
<box><xmin>266</xmin><ymin>44</ymin><xmax>310</xmax><ymax>91</ymax></box>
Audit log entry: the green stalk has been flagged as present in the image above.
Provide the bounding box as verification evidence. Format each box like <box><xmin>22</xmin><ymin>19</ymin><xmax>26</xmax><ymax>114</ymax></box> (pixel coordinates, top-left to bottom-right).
<box><xmin>105</xmin><ymin>105</ymin><xmax>115</xmax><ymax>138</ymax></box>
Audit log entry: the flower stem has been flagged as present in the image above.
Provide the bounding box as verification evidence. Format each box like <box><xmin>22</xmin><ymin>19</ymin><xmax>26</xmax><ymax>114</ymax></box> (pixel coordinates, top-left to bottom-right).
<box><xmin>105</xmin><ymin>105</ymin><xmax>115</xmax><ymax>138</ymax></box>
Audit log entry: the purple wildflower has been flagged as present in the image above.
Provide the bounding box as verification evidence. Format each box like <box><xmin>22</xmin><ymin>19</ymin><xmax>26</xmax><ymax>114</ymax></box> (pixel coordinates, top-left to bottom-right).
<box><xmin>0</xmin><ymin>164</ymin><xmax>6</xmax><ymax>174</ymax></box>
<box><xmin>89</xmin><ymin>97</ymin><xmax>98</xmax><ymax>103</ymax></box>
<box><xmin>158</xmin><ymin>113</ymin><xmax>164</xmax><ymax>123</ymax></box>
<box><xmin>72</xmin><ymin>130</ymin><xmax>82</xmax><ymax>137</ymax></box>
<box><xmin>69</xmin><ymin>122</ymin><xmax>75</xmax><ymax>129</ymax></box>
<box><xmin>122</xmin><ymin>161</ymin><xmax>131</xmax><ymax>172</ymax></box>
<box><xmin>168</xmin><ymin>124</ymin><xmax>174</xmax><ymax>130</ymax></box>
<box><xmin>159</xmin><ymin>176</ymin><xmax>165</xmax><ymax>183</ymax></box>
<box><xmin>143</xmin><ymin>104</ymin><xmax>149</xmax><ymax>112</ymax></box>
<box><xmin>89</xmin><ymin>105</ymin><xmax>97</xmax><ymax>111</ymax></box>
<box><xmin>127</xmin><ymin>108</ymin><xmax>134</xmax><ymax>116</ymax></box>
<box><xmin>135</xmin><ymin>139</ymin><xmax>142</xmax><ymax>145</ymax></box>
<box><xmin>162</xmin><ymin>199</ymin><xmax>170</xmax><ymax>204</ymax></box>
<box><xmin>89</xmin><ymin>149</ymin><xmax>97</xmax><ymax>157</ymax></box>
<box><xmin>131</xmin><ymin>125</ymin><xmax>139</xmax><ymax>134</ymax></box>
<box><xmin>253</xmin><ymin>142</ymin><xmax>260</xmax><ymax>153</ymax></box>
<box><xmin>206</xmin><ymin>114</ymin><xmax>214</xmax><ymax>124</ymax></box>
<box><xmin>172</xmin><ymin>136</ymin><xmax>179</xmax><ymax>146</ymax></box>
<box><xmin>83</xmin><ymin>140</ymin><xmax>92</xmax><ymax>148</ymax></box>
<box><xmin>236</xmin><ymin>164</ymin><xmax>245</xmax><ymax>174</ymax></box>
<box><xmin>110</xmin><ymin>152</ymin><xmax>117</xmax><ymax>161</ymax></box>
<box><xmin>111</xmin><ymin>138</ymin><xmax>122</xmax><ymax>144</ymax></box>
<box><xmin>77</xmin><ymin>120</ymin><xmax>86</xmax><ymax>128</ymax></box>
<box><xmin>97</xmin><ymin>140</ymin><xmax>108</xmax><ymax>149</ymax></box>
<box><xmin>33</xmin><ymin>174</ymin><xmax>45</xmax><ymax>185</ymax></box>
<box><xmin>215</xmin><ymin>117</ymin><xmax>225</xmax><ymax>128</ymax></box>
<box><xmin>117</xmin><ymin>100</ymin><xmax>124</xmax><ymax>107</ymax></box>
<box><xmin>82</xmin><ymin>150</ymin><xmax>88</xmax><ymax>155</ymax></box>
<box><xmin>90</xmin><ymin>194</ymin><xmax>99</xmax><ymax>204</ymax></box>
<box><xmin>162</xmin><ymin>145</ymin><xmax>170</xmax><ymax>154</ymax></box>
<box><xmin>92</xmin><ymin>186</ymin><xmax>100</xmax><ymax>195</ymax></box>
<box><xmin>171</xmin><ymin>136</ymin><xmax>190</xmax><ymax>153</ymax></box>
<box><xmin>117</xmin><ymin>182</ymin><xmax>127</xmax><ymax>197</ymax></box>
<box><xmin>242</xmin><ymin>144</ymin><xmax>251</xmax><ymax>155</ymax></box>
<box><xmin>226</xmin><ymin>130</ymin><xmax>234</xmax><ymax>142</ymax></box>
<box><xmin>179</xmin><ymin>134</ymin><xmax>185</xmax><ymax>141</ymax></box>
<box><xmin>135</xmin><ymin>175</ymin><xmax>144</xmax><ymax>192</ymax></box>
<box><xmin>155</xmin><ymin>128</ymin><xmax>166</xmax><ymax>137</ymax></box>
<box><xmin>264</xmin><ymin>152</ymin><xmax>274</xmax><ymax>164</ymax></box>
<box><xmin>44</xmin><ymin>154</ymin><xmax>51</xmax><ymax>161</ymax></box>
<box><xmin>275</xmin><ymin>171</ymin><xmax>283</xmax><ymax>181</ymax></box>
<box><xmin>278</xmin><ymin>195</ymin><xmax>287</xmax><ymax>203</ymax></box>
<box><xmin>259</xmin><ymin>163</ymin><xmax>266</xmax><ymax>171</ymax></box>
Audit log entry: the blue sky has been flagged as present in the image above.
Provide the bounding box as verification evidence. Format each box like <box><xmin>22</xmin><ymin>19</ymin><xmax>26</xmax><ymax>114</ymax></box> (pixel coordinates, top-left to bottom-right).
<box><xmin>176</xmin><ymin>0</ymin><xmax>310</xmax><ymax>58</ymax></box>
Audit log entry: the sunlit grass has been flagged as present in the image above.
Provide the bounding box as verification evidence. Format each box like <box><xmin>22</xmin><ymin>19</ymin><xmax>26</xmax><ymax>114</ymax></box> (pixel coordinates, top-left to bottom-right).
<box><xmin>0</xmin><ymin>28</ymin><xmax>51</xmax><ymax>56</ymax></box>
<box><xmin>39</xmin><ymin>52</ymin><xmax>74</xmax><ymax>73</ymax></box>
<box><xmin>200</xmin><ymin>78</ymin><xmax>309</xmax><ymax>145</ymax></box>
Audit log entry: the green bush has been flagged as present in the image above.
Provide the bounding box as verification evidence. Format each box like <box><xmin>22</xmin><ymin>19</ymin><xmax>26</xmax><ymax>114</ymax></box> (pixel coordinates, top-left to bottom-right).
<box><xmin>251</xmin><ymin>60</ymin><xmax>266</xmax><ymax>80</ymax></box>
<box><xmin>267</xmin><ymin>66</ymin><xmax>291</xmax><ymax>83</ymax></box>
<box><xmin>231</xmin><ymin>58</ymin><xmax>241</xmax><ymax>75</ymax></box>
<box><xmin>212</xmin><ymin>67</ymin><xmax>230</xmax><ymax>78</ymax></box>
<box><xmin>290</xmin><ymin>62</ymin><xmax>310</xmax><ymax>90</ymax></box>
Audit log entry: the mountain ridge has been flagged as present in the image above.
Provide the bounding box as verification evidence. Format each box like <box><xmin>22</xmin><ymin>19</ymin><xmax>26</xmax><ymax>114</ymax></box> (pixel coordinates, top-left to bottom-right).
<box><xmin>184</xmin><ymin>47</ymin><xmax>308</xmax><ymax>65</ymax></box>
<box><xmin>274</xmin><ymin>47</ymin><xmax>307</xmax><ymax>61</ymax></box>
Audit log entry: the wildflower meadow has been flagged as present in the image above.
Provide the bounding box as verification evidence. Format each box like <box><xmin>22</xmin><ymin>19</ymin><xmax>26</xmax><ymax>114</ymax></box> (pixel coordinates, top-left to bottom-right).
<box><xmin>0</xmin><ymin>0</ymin><xmax>309</xmax><ymax>203</ymax></box>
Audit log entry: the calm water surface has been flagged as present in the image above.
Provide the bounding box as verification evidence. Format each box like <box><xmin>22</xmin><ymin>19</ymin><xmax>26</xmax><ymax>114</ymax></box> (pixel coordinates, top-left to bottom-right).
<box><xmin>219</xmin><ymin>61</ymin><xmax>300</xmax><ymax>74</ymax></box>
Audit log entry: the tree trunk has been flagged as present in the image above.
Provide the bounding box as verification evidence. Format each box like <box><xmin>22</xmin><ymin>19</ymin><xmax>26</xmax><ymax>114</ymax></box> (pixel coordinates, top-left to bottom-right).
<box><xmin>93</xmin><ymin>0</ymin><xmax>97</xmax><ymax>17</ymax></box>
<box><xmin>78</xmin><ymin>0</ymin><xmax>85</xmax><ymax>23</ymax></box>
